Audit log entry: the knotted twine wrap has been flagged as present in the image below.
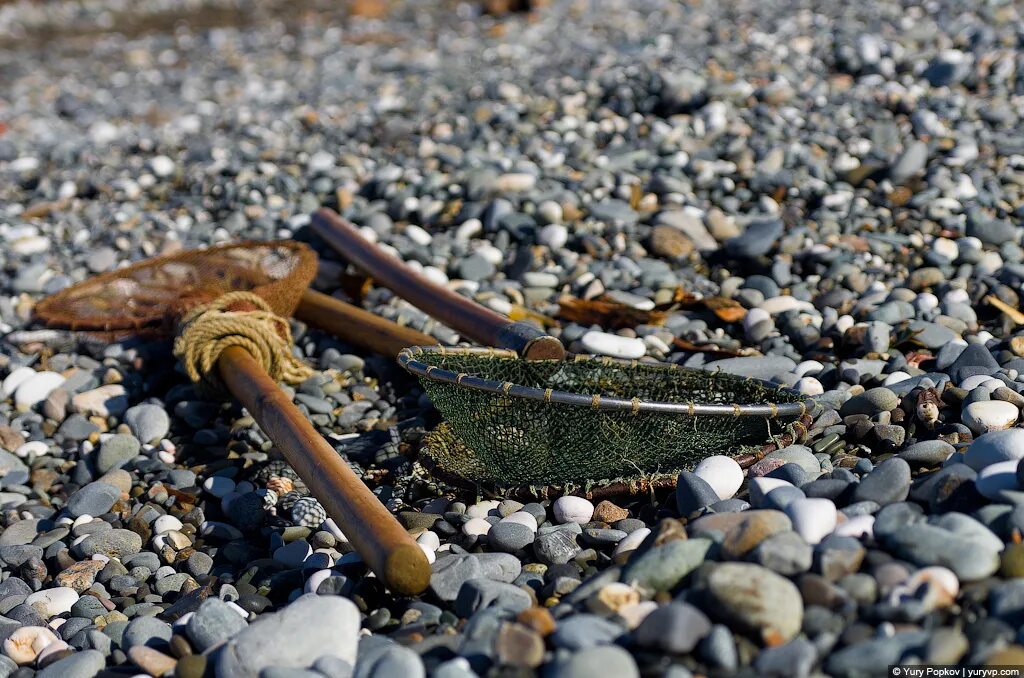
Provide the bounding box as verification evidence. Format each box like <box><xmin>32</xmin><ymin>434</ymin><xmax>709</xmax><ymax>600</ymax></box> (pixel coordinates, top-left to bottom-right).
<box><xmin>173</xmin><ymin>291</ymin><xmax>313</xmax><ymax>396</ymax></box>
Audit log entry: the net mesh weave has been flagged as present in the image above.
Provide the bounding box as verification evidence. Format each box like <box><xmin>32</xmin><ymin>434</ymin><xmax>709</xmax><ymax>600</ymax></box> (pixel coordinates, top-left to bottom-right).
<box><xmin>411</xmin><ymin>350</ymin><xmax>808</xmax><ymax>486</ymax></box>
<box><xmin>33</xmin><ymin>241</ymin><xmax>317</xmax><ymax>340</ymax></box>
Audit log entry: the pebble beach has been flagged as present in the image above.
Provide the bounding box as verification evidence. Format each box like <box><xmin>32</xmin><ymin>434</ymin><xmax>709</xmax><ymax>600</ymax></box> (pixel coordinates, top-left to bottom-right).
<box><xmin>3</xmin><ymin>0</ymin><xmax>1024</xmax><ymax>676</ymax></box>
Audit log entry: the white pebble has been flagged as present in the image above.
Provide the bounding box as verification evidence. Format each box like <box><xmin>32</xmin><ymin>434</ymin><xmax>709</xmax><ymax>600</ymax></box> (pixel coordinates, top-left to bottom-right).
<box><xmin>14</xmin><ymin>441</ymin><xmax>46</xmax><ymax>458</ymax></box>
<box><xmin>404</xmin><ymin>224</ymin><xmax>433</xmax><ymax>246</ymax></box>
<box><xmin>748</xmin><ymin>477</ymin><xmax>792</xmax><ymax>508</ymax></box>
<box><xmin>693</xmin><ymin>455</ymin><xmax>743</xmax><ymax>500</ymax></box>
<box><xmin>552</xmin><ymin>496</ymin><xmax>595</xmax><ymax>524</ymax></box>
<box><xmin>466</xmin><ymin>500</ymin><xmax>500</xmax><ymax>518</ymax></box>
<box><xmin>149</xmin><ymin>155</ymin><xmax>176</xmax><ymax>177</ymax></box>
<box><xmin>932</xmin><ymin>237</ymin><xmax>959</xmax><ymax>263</ymax></box>
<box><xmin>834</xmin><ymin>315</ymin><xmax>854</xmax><ymax>334</ymax></box>
<box><xmin>538</xmin><ymin>223</ymin><xmax>568</xmax><ymax>250</ymax></box>
<box><xmin>975</xmin><ymin>460</ymin><xmax>1020</xmax><ymax>500</ymax></box>
<box><xmin>419</xmin><ymin>543</ymin><xmax>436</xmax><ymax>565</ymax></box>
<box><xmin>500</xmin><ymin>511</ymin><xmax>539</xmax><ymax>533</ymax></box>
<box><xmin>25</xmin><ymin>588</ymin><xmax>79</xmax><ymax>618</ymax></box>
<box><xmin>759</xmin><ymin>296</ymin><xmax>814</xmax><ymax>315</ymax></box>
<box><xmin>580</xmin><ymin>331</ymin><xmax>645</xmax><ymax>359</ymax></box>
<box><xmin>834</xmin><ymin>514</ymin><xmax>875</xmax><ymax>540</ymax></box>
<box><xmin>883</xmin><ymin>372</ymin><xmax>912</xmax><ymax>386</ymax></box>
<box><xmin>786</xmin><ymin>498</ymin><xmax>838</xmax><ymax>545</ymax></box>
<box><xmin>613</xmin><ymin>527</ymin><xmax>650</xmax><ymax>556</ymax></box>
<box><xmin>794</xmin><ymin>360</ymin><xmax>824</xmax><ymax>378</ymax></box>
<box><xmin>960</xmin><ymin>375</ymin><xmax>1000</xmax><ymax>391</ymax></box>
<box><xmin>462</xmin><ymin>518</ymin><xmax>492</xmax><ymax>537</ymax></box>
<box><xmin>537</xmin><ymin>200</ymin><xmax>564</xmax><ymax>225</ymax></box>
<box><xmin>14</xmin><ymin>372</ymin><xmax>65</xmax><ymax>412</ymax></box>
<box><xmin>795</xmin><ymin>377</ymin><xmax>824</xmax><ymax>396</ymax></box>
<box><xmin>3</xmin><ymin>626</ymin><xmax>58</xmax><ymax>665</ymax></box>
<box><xmin>422</xmin><ymin>266</ymin><xmax>449</xmax><ymax>286</ymax></box>
<box><xmin>1</xmin><ymin>367</ymin><xmax>36</xmax><ymax>397</ymax></box>
<box><xmin>455</xmin><ymin>219</ymin><xmax>482</xmax><ymax>241</ymax></box>
<box><xmin>153</xmin><ymin>515</ymin><xmax>184</xmax><ymax>535</ymax></box>
<box><xmin>961</xmin><ymin>400</ymin><xmax>1019</xmax><ymax>435</ymax></box>
<box><xmin>614</xmin><ymin>600</ymin><xmax>658</xmax><ymax>630</ymax></box>
<box><xmin>914</xmin><ymin>293</ymin><xmax>939</xmax><ymax>313</ymax></box>
<box><xmin>495</xmin><ymin>173</ymin><xmax>536</xmax><ymax>192</ymax></box>
<box><xmin>416</xmin><ymin>531</ymin><xmax>440</xmax><ymax>551</ymax></box>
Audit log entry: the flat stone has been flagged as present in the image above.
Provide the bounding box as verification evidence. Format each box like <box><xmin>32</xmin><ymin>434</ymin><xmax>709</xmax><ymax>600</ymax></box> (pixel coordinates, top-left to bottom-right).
<box><xmin>899</xmin><ymin>440</ymin><xmax>955</xmax><ymax>467</ymax></box>
<box><xmin>840</xmin><ymin>388</ymin><xmax>898</xmax><ymax>416</ymax></box>
<box><xmin>703</xmin><ymin>356</ymin><xmax>796</xmax><ymax>380</ymax></box>
<box><xmin>965</xmin><ymin>429</ymin><xmax>1024</xmax><ymax>470</ymax></box>
<box><xmin>35</xmin><ymin>649</ymin><xmax>105</xmax><ymax>678</ymax></box>
<box><xmin>879</xmin><ymin>523</ymin><xmax>1000</xmax><ymax>582</ymax></box>
<box><xmin>550</xmin><ymin>614</ymin><xmax>623</xmax><ymax>650</ymax></box>
<box><xmin>124</xmin><ymin>404</ymin><xmax>171</xmax><ymax>444</ymax></box>
<box><xmin>621</xmin><ymin>538</ymin><xmax>712</xmax><ymax>592</ymax></box>
<box><xmin>634</xmin><ymin>602</ymin><xmax>711</xmax><ymax>654</ymax></box>
<box><xmin>853</xmin><ymin>458</ymin><xmax>911</xmax><ymax>505</ymax></box>
<box><xmin>719</xmin><ymin>510</ymin><xmax>793</xmax><ymax>558</ymax></box>
<box><xmin>751</xmin><ymin>530</ymin><xmax>813</xmax><ymax>575</ymax></box>
<box><xmin>705</xmin><ymin>563</ymin><xmax>803</xmax><ymax>643</ymax></box>
<box><xmin>217</xmin><ymin>594</ymin><xmax>359</xmax><ymax>677</ymax></box>
<box><xmin>725</xmin><ymin>218</ymin><xmax>783</xmax><ymax>258</ymax></box>
<box><xmin>65</xmin><ymin>482</ymin><xmax>120</xmax><ymax>518</ymax></box>
<box><xmin>548</xmin><ymin>645</ymin><xmax>639</xmax><ymax>678</ymax></box>
<box><xmin>73</xmin><ymin>529</ymin><xmax>142</xmax><ymax>559</ymax></box>
<box><xmin>95</xmin><ymin>435</ymin><xmax>141</xmax><ymax>474</ymax></box>
<box><xmin>186</xmin><ymin>598</ymin><xmax>248</xmax><ymax>652</ymax></box>
<box><xmin>430</xmin><ymin>555</ymin><xmax>483</xmax><ymax>602</ymax></box>
<box><xmin>122</xmin><ymin>615</ymin><xmax>172</xmax><ymax>649</ymax></box>
<box><xmin>453</xmin><ymin>579</ymin><xmax>532</xmax><ymax>617</ymax></box>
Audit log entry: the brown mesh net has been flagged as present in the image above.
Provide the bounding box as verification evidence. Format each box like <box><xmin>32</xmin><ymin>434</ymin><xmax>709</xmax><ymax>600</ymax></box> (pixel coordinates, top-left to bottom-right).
<box><xmin>33</xmin><ymin>241</ymin><xmax>317</xmax><ymax>340</ymax></box>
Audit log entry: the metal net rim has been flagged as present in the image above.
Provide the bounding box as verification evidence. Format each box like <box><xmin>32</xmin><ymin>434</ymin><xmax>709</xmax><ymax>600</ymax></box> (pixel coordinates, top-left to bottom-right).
<box><xmin>398</xmin><ymin>345</ymin><xmax>816</xmax><ymax>418</ymax></box>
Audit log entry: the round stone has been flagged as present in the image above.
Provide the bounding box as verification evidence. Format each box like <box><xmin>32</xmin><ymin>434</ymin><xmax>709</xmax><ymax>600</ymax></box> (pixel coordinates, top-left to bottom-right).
<box><xmin>962</xmin><ymin>400</ymin><xmax>1019</xmax><ymax>435</ymax></box>
<box><xmin>693</xmin><ymin>456</ymin><xmax>744</xmax><ymax>501</ymax></box>
<box><xmin>552</xmin><ymin>497</ymin><xmax>594</xmax><ymax>525</ymax></box>
<box><xmin>579</xmin><ymin>331</ymin><xmax>645</xmax><ymax>359</ymax></box>
<box><xmin>785</xmin><ymin>498</ymin><xmax>837</xmax><ymax>545</ymax></box>
<box><xmin>124</xmin><ymin>404</ymin><xmax>171</xmax><ymax>444</ymax></box>
<box><xmin>965</xmin><ymin>429</ymin><xmax>1024</xmax><ymax>470</ymax></box>
<box><xmin>488</xmin><ymin>522</ymin><xmax>534</xmax><ymax>553</ymax></box>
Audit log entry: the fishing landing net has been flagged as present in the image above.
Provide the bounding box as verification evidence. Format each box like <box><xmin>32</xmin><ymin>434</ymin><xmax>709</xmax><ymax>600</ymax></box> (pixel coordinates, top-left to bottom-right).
<box><xmin>32</xmin><ymin>241</ymin><xmax>318</xmax><ymax>395</ymax></box>
<box><xmin>401</xmin><ymin>346</ymin><xmax>815</xmax><ymax>497</ymax></box>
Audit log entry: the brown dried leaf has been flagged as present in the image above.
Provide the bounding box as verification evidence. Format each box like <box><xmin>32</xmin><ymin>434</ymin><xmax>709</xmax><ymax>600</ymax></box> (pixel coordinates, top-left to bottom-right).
<box><xmin>557</xmin><ymin>296</ymin><xmax>667</xmax><ymax>329</ymax></box>
<box><xmin>350</xmin><ymin>0</ymin><xmax>388</xmax><ymax>19</ymax></box>
<box><xmin>702</xmin><ymin>296</ymin><xmax>747</xmax><ymax>323</ymax></box>
<box><xmin>508</xmin><ymin>304</ymin><xmax>557</xmax><ymax>327</ymax></box>
<box><xmin>672</xmin><ymin>338</ymin><xmax>757</xmax><ymax>358</ymax></box>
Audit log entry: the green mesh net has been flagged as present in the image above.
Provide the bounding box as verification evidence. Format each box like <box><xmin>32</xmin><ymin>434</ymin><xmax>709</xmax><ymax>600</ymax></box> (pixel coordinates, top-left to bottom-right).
<box><xmin>402</xmin><ymin>348</ymin><xmax>812</xmax><ymax>487</ymax></box>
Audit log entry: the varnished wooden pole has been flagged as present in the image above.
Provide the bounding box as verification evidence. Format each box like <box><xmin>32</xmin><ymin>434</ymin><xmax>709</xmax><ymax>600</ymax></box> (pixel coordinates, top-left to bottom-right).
<box><xmin>217</xmin><ymin>346</ymin><xmax>431</xmax><ymax>595</ymax></box>
<box><xmin>310</xmin><ymin>208</ymin><xmax>565</xmax><ymax>361</ymax></box>
<box><xmin>295</xmin><ymin>290</ymin><xmax>436</xmax><ymax>357</ymax></box>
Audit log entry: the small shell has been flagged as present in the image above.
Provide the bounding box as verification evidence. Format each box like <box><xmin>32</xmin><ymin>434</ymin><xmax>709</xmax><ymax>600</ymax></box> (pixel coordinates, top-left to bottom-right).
<box><xmin>290</xmin><ymin>497</ymin><xmax>327</xmax><ymax>529</ymax></box>
<box><xmin>3</xmin><ymin>626</ymin><xmax>59</xmax><ymax>665</ymax></box>
<box><xmin>888</xmin><ymin>565</ymin><xmax>959</xmax><ymax>611</ymax></box>
<box><xmin>266</xmin><ymin>476</ymin><xmax>294</xmax><ymax>495</ymax></box>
